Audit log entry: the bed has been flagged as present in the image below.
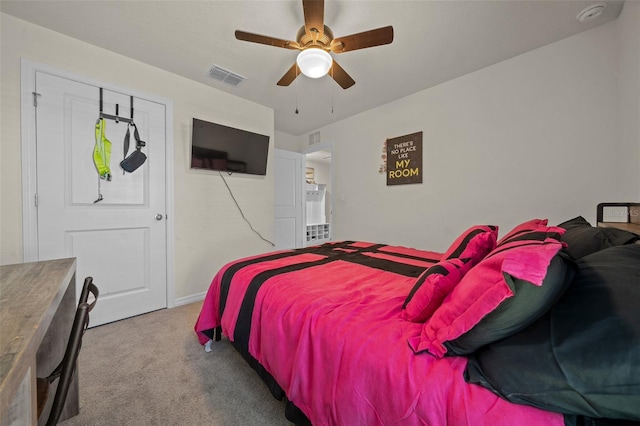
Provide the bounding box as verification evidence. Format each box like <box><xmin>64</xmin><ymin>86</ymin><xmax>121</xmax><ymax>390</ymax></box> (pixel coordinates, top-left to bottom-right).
<box><xmin>195</xmin><ymin>203</ymin><xmax>640</xmax><ymax>426</ymax></box>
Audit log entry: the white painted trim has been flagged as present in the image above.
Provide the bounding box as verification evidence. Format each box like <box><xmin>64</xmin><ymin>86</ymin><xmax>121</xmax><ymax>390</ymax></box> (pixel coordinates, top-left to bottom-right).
<box><xmin>174</xmin><ymin>291</ymin><xmax>206</xmax><ymax>307</ymax></box>
<box><xmin>164</xmin><ymin>101</ymin><xmax>176</xmax><ymax>308</ymax></box>
<box><xmin>21</xmin><ymin>59</ymin><xmax>39</xmax><ymax>262</ymax></box>
<box><xmin>20</xmin><ymin>59</ymin><xmax>176</xmax><ymax>308</ymax></box>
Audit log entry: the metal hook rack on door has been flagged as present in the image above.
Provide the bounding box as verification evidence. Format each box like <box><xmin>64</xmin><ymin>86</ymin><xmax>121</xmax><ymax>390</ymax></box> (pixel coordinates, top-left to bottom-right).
<box><xmin>94</xmin><ymin>88</ymin><xmax>136</xmax><ymax>204</ymax></box>
<box><xmin>99</xmin><ymin>87</ymin><xmax>134</xmax><ymax>124</ymax></box>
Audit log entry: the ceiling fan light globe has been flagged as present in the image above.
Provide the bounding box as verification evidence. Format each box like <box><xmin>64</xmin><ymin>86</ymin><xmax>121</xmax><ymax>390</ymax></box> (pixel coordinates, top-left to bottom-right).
<box><xmin>297</xmin><ymin>48</ymin><xmax>332</xmax><ymax>78</ymax></box>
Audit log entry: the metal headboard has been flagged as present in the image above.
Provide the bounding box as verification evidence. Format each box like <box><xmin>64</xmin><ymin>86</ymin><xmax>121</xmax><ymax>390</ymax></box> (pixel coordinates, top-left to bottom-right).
<box><xmin>597</xmin><ymin>202</ymin><xmax>640</xmax><ymax>234</ymax></box>
<box><xmin>597</xmin><ymin>202</ymin><xmax>640</xmax><ymax>224</ymax></box>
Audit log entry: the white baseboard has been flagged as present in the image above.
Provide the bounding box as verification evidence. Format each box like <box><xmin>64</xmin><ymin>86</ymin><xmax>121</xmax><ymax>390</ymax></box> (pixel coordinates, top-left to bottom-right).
<box><xmin>174</xmin><ymin>291</ymin><xmax>206</xmax><ymax>307</ymax></box>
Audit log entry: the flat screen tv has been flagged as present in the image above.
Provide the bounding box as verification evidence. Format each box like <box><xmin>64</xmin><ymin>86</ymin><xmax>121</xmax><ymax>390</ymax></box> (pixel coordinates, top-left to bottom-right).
<box><xmin>190</xmin><ymin>118</ymin><xmax>270</xmax><ymax>176</ymax></box>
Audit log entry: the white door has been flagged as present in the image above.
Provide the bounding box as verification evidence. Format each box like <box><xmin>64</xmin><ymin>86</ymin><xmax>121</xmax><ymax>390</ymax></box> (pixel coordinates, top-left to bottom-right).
<box><xmin>274</xmin><ymin>149</ymin><xmax>303</xmax><ymax>250</ymax></box>
<box><xmin>34</xmin><ymin>71</ymin><xmax>167</xmax><ymax>326</ymax></box>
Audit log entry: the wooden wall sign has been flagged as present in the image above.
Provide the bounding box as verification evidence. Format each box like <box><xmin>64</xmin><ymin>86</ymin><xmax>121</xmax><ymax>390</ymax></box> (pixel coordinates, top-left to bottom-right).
<box><xmin>386</xmin><ymin>131</ymin><xmax>422</xmax><ymax>185</ymax></box>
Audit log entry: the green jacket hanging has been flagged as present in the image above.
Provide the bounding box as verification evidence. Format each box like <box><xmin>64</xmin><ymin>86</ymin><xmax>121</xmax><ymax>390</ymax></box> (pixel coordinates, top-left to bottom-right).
<box><xmin>93</xmin><ymin>118</ymin><xmax>112</xmax><ymax>181</ymax></box>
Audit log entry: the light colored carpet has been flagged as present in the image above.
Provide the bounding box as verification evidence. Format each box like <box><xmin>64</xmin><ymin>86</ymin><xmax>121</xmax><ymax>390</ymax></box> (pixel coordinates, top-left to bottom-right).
<box><xmin>60</xmin><ymin>302</ymin><xmax>291</xmax><ymax>425</ymax></box>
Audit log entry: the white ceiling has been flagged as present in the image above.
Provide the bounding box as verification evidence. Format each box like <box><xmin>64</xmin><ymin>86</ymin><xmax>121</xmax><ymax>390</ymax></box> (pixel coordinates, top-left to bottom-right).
<box><xmin>1</xmin><ymin>0</ymin><xmax>624</xmax><ymax>136</ymax></box>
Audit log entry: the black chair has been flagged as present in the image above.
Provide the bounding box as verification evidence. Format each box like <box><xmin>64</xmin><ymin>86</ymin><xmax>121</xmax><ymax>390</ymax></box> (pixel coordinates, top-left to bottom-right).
<box><xmin>37</xmin><ymin>277</ymin><xmax>99</xmax><ymax>425</ymax></box>
<box><xmin>78</xmin><ymin>276</ymin><xmax>99</xmax><ymax>309</ymax></box>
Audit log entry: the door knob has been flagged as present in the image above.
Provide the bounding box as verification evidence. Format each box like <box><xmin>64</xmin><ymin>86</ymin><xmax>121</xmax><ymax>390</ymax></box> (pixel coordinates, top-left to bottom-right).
<box><xmin>155</xmin><ymin>214</ymin><xmax>164</xmax><ymax>221</ymax></box>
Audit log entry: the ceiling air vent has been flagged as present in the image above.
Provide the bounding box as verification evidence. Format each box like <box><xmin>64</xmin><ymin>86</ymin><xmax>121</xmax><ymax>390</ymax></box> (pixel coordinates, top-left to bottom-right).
<box><xmin>206</xmin><ymin>65</ymin><xmax>246</xmax><ymax>87</ymax></box>
<box><xmin>309</xmin><ymin>131</ymin><xmax>321</xmax><ymax>145</ymax></box>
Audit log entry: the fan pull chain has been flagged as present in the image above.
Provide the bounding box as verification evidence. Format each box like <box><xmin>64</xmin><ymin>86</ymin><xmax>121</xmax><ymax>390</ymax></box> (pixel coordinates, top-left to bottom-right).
<box><xmin>331</xmin><ymin>65</ymin><xmax>334</xmax><ymax>114</ymax></box>
<box><xmin>295</xmin><ymin>66</ymin><xmax>299</xmax><ymax>114</ymax></box>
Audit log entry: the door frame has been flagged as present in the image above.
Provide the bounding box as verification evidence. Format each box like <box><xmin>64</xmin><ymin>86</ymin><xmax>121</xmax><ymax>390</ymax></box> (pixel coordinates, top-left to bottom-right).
<box><xmin>20</xmin><ymin>59</ymin><xmax>176</xmax><ymax>308</ymax></box>
<box><xmin>303</xmin><ymin>141</ymin><xmax>334</xmax><ymax>243</ymax></box>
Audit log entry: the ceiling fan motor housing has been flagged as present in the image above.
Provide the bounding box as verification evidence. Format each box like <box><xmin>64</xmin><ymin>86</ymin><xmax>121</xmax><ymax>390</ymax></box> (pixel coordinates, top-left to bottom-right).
<box><xmin>297</xmin><ymin>25</ymin><xmax>334</xmax><ymax>49</ymax></box>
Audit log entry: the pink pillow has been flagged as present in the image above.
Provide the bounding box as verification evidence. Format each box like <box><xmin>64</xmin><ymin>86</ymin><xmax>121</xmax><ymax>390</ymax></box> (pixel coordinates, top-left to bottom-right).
<box><xmin>496</xmin><ymin>218</ymin><xmax>548</xmax><ymax>246</ymax></box>
<box><xmin>442</xmin><ymin>225</ymin><xmax>499</xmax><ymax>265</ymax></box>
<box><xmin>402</xmin><ymin>258</ymin><xmax>470</xmax><ymax>323</ymax></box>
<box><xmin>411</xmin><ymin>226</ymin><xmax>565</xmax><ymax>358</ymax></box>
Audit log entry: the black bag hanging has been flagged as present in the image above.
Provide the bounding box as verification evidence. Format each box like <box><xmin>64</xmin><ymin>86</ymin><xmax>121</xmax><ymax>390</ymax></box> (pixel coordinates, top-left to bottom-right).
<box><xmin>120</xmin><ymin>123</ymin><xmax>147</xmax><ymax>173</ymax></box>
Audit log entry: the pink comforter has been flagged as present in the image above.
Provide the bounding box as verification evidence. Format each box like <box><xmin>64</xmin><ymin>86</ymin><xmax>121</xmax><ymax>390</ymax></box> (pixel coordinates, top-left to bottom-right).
<box><xmin>195</xmin><ymin>242</ymin><xmax>563</xmax><ymax>426</ymax></box>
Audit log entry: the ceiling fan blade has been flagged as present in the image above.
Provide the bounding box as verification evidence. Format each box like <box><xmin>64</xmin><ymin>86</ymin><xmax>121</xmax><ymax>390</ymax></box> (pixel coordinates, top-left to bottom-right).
<box><xmin>330</xmin><ymin>26</ymin><xmax>394</xmax><ymax>53</ymax></box>
<box><xmin>330</xmin><ymin>60</ymin><xmax>355</xmax><ymax>89</ymax></box>
<box><xmin>303</xmin><ymin>0</ymin><xmax>324</xmax><ymax>39</ymax></box>
<box><xmin>235</xmin><ymin>30</ymin><xmax>300</xmax><ymax>50</ymax></box>
<box><xmin>277</xmin><ymin>63</ymin><xmax>300</xmax><ymax>86</ymax></box>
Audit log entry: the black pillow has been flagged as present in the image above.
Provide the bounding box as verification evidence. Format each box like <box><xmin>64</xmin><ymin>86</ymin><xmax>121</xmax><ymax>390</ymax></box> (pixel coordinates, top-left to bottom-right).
<box><xmin>557</xmin><ymin>216</ymin><xmax>592</xmax><ymax>229</ymax></box>
<box><xmin>465</xmin><ymin>244</ymin><xmax>640</xmax><ymax>420</ymax></box>
<box><xmin>558</xmin><ymin>216</ymin><xmax>638</xmax><ymax>259</ymax></box>
<box><xmin>444</xmin><ymin>252</ymin><xmax>575</xmax><ymax>355</ymax></box>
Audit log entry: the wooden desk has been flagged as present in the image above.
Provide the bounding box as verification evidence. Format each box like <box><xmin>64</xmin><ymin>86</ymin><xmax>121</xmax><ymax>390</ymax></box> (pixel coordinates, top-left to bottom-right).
<box><xmin>0</xmin><ymin>258</ymin><xmax>78</xmax><ymax>426</ymax></box>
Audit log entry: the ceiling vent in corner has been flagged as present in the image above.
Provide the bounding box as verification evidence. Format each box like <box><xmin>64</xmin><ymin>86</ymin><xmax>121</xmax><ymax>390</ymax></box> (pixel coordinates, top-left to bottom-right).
<box><xmin>309</xmin><ymin>131</ymin><xmax>321</xmax><ymax>145</ymax></box>
<box><xmin>206</xmin><ymin>64</ymin><xmax>246</xmax><ymax>87</ymax></box>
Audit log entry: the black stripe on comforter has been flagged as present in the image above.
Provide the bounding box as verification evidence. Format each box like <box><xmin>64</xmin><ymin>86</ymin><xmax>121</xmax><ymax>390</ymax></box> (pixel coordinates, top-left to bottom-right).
<box><xmin>225</xmin><ymin>242</ymin><xmax>433</xmax><ymax>353</ymax></box>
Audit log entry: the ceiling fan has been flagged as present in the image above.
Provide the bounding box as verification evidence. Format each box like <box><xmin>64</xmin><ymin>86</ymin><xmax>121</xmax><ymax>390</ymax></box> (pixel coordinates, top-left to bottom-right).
<box><xmin>235</xmin><ymin>0</ymin><xmax>394</xmax><ymax>89</ymax></box>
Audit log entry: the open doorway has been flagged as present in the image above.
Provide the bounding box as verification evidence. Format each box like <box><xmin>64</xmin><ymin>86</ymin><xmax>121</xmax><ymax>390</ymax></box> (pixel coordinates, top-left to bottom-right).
<box><xmin>304</xmin><ymin>146</ymin><xmax>333</xmax><ymax>245</ymax></box>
